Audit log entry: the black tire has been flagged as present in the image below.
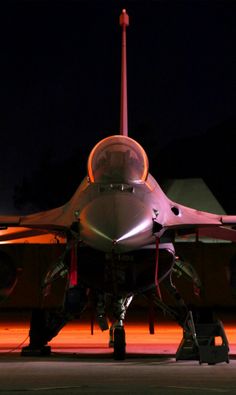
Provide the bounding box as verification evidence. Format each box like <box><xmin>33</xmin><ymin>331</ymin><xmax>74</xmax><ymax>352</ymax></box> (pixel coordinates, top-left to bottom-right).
<box><xmin>149</xmin><ymin>320</ymin><xmax>155</xmax><ymax>335</ymax></box>
<box><xmin>113</xmin><ymin>327</ymin><xmax>126</xmax><ymax>360</ymax></box>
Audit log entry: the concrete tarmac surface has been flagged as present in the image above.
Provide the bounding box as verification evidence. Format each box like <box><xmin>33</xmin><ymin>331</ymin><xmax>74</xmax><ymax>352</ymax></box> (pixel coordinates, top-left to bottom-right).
<box><xmin>1</xmin><ymin>312</ymin><xmax>236</xmax><ymax>395</ymax></box>
<box><xmin>1</xmin><ymin>354</ymin><xmax>236</xmax><ymax>395</ymax></box>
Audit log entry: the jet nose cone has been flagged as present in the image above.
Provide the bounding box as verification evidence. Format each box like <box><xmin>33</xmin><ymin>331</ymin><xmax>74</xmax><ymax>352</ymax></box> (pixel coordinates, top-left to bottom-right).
<box><xmin>79</xmin><ymin>193</ymin><xmax>153</xmax><ymax>252</ymax></box>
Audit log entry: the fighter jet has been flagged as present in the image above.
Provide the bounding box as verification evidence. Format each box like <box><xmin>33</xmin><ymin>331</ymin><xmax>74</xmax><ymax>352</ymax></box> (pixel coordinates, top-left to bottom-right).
<box><xmin>0</xmin><ymin>9</ymin><xmax>236</xmax><ymax>360</ymax></box>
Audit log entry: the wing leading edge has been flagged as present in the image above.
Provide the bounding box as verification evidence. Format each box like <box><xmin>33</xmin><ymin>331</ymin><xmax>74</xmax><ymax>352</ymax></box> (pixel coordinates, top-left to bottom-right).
<box><xmin>0</xmin><ymin>205</ymin><xmax>70</xmax><ymax>244</ymax></box>
<box><xmin>161</xmin><ymin>200</ymin><xmax>236</xmax><ymax>242</ymax></box>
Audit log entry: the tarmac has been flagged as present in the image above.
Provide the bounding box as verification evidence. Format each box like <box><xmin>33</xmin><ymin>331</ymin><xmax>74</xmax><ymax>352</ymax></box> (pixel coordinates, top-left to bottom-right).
<box><xmin>1</xmin><ymin>311</ymin><xmax>236</xmax><ymax>395</ymax></box>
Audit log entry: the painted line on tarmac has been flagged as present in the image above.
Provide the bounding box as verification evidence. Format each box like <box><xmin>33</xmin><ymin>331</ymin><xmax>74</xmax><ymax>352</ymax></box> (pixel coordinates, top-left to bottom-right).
<box><xmin>166</xmin><ymin>386</ymin><xmax>232</xmax><ymax>393</ymax></box>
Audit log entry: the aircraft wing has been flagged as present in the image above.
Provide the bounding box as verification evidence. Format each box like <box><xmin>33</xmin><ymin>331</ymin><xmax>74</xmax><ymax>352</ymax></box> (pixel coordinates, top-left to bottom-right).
<box><xmin>162</xmin><ymin>200</ymin><xmax>236</xmax><ymax>242</ymax></box>
<box><xmin>0</xmin><ymin>226</ymin><xmax>66</xmax><ymax>244</ymax></box>
<box><xmin>198</xmin><ymin>226</ymin><xmax>236</xmax><ymax>242</ymax></box>
<box><xmin>0</xmin><ymin>204</ymin><xmax>73</xmax><ymax>230</ymax></box>
<box><xmin>0</xmin><ymin>205</ymin><xmax>70</xmax><ymax>244</ymax></box>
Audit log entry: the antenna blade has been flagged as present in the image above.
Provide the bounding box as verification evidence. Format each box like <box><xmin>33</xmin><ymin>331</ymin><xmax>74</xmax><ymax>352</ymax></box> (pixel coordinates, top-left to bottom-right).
<box><xmin>119</xmin><ymin>9</ymin><xmax>129</xmax><ymax>136</ymax></box>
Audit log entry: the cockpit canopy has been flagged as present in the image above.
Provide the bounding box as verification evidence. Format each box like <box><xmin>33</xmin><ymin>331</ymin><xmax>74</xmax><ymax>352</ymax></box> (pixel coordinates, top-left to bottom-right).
<box><xmin>87</xmin><ymin>135</ymin><xmax>149</xmax><ymax>184</ymax></box>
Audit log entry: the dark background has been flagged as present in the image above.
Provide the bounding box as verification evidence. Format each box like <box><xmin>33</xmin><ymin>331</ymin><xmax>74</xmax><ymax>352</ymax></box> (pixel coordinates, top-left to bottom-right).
<box><xmin>1</xmin><ymin>0</ymin><xmax>236</xmax><ymax>213</ymax></box>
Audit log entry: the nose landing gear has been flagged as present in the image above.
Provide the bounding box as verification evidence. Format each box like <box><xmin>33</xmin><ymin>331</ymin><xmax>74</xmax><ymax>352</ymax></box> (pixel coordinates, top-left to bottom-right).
<box><xmin>95</xmin><ymin>294</ymin><xmax>133</xmax><ymax>360</ymax></box>
<box><xmin>113</xmin><ymin>325</ymin><xmax>126</xmax><ymax>360</ymax></box>
<box><xmin>108</xmin><ymin>321</ymin><xmax>126</xmax><ymax>360</ymax></box>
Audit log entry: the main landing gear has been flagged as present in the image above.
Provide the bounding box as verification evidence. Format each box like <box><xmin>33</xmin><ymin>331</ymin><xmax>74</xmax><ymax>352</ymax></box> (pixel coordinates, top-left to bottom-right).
<box><xmin>21</xmin><ymin>285</ymin><xmax>88</xmax><ymax>357</ymax></box>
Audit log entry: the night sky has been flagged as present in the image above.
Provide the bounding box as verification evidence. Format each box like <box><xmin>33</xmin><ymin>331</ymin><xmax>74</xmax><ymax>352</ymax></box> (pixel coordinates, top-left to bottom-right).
<box><xmin>1</xmin><ymin>1</ymin><xmax>236</xmax><ymax>214</ymax></box>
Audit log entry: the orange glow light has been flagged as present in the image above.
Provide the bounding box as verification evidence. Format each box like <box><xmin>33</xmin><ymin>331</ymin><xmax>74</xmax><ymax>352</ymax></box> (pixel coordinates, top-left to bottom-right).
<box><xmin>1</xmin><ymin>319</ymin><xmax>236</xmax><ymax>355</ymax></box>
<box><xmin>0</xmin><ymin>227</ymin><xmax>66</xmax><ymax>244</ymax></box>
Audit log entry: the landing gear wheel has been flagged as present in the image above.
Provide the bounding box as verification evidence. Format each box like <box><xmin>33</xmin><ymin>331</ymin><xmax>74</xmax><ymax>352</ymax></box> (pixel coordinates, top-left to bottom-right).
<box><xmin>113</xmin><ymin>327</ymin><xmax>126</xmax><ymax>360</ymax></box>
